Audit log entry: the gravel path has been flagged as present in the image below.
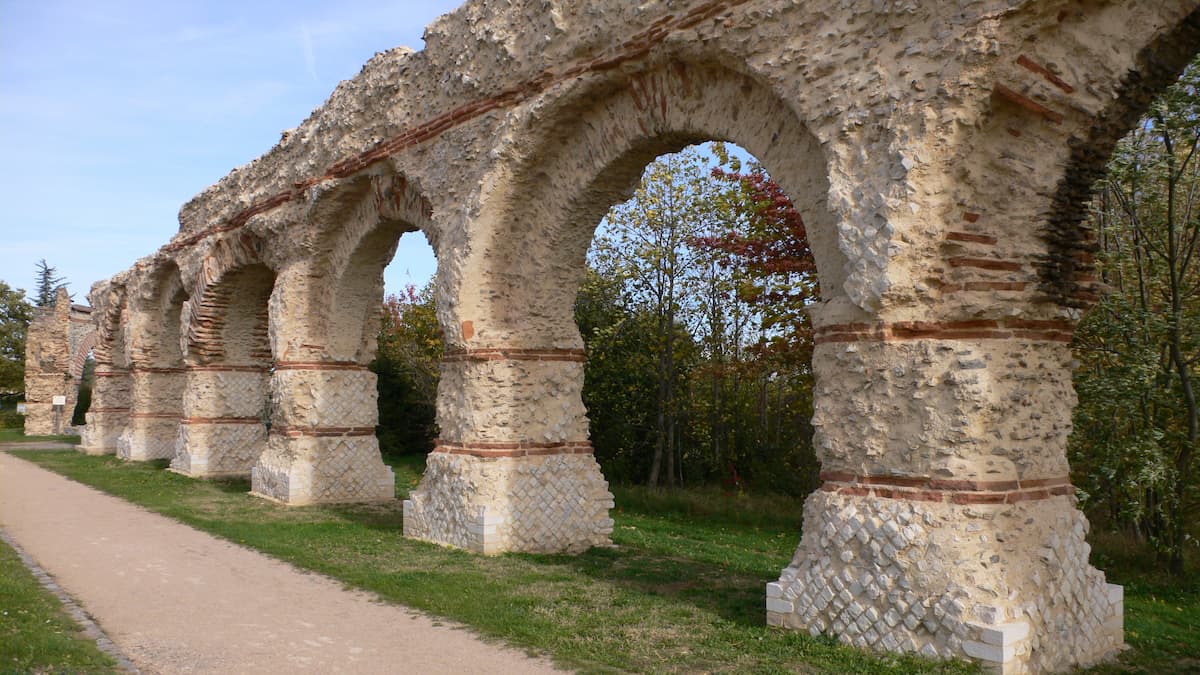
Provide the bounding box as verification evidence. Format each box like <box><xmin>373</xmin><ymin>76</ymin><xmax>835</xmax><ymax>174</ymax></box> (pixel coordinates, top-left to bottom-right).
<box><xmin>0</xmin><ymin>449</ymin><xmax>565</xmax><ymax>674</ymax></box>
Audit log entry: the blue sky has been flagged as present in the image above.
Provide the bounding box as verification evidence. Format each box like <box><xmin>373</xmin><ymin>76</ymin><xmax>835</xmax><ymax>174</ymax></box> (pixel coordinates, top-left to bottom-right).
<box><xmin>0</xmin><ymin>0</ymin><xmax>459</xmax><ymax>304</ymax></box>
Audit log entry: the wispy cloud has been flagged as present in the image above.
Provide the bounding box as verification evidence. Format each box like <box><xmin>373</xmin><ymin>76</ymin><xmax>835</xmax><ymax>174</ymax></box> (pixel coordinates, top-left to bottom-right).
<box><xmin>301</xmin><ymin>24</ymin><xmax>318</xmax><ymax>84</ymax></box>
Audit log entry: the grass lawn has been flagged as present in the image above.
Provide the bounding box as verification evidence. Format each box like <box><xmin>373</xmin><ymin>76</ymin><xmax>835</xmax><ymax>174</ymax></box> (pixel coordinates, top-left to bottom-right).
<box><xmin>0</xmin><ymin>534</ymin><xmax>118</xmax><ymax>673</ymax></box>
<box><xmin>8</xmin><ymin>450</ymin><xmax>1198</xmax><ymax>673</ymax></box>
<box><xmin>0</xmin><ymin>427</ymin><xmax>80</xmax><ymax>444</ymax></box>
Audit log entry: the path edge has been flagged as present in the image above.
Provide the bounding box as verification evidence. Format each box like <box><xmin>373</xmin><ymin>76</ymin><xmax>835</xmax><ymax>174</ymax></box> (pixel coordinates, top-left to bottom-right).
<box><xmin>0</xmin><ymin>526</ymin><xmax>140</xmax><ymax>673</ymax></box>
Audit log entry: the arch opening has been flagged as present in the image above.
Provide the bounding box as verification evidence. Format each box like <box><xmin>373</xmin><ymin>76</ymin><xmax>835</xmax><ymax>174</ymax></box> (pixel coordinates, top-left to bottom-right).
<box><xmin>405</xmin><ymin>60</ymin><xmax>836</xmax><ymax>555</ymax></box>
<box><xmin>174</xmin><ymin>260</ymin><xmax>276</xmax><ymax>478</ymax></box>
<box><xmin>117</xmin><ymin>262</ymin><xmax>191</xmax><ymax>462</ymax></box>
<box><xmin>247</xmin><ymin>168</ymin><xmax>434</xmax><ymax>505</ymax></box>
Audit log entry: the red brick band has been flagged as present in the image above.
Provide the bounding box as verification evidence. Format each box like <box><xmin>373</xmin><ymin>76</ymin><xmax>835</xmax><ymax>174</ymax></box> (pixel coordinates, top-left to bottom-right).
<box><xmin>181</xmin><ymin>416</ymin><xmax>263</xmax><ymax>425</ymax></box>
<box><xmin>88</xmin><ymin>407</ymin><xmax>131</xmax><ymax>413</ymax></box>
<box><xmin>819</xmin><ymin>472</ymin><xmax>1073</xmax><ymax>505</ymax></box>
<box><xmin>993</xmin><ymin>83</ymin><xmax>1065</xmax><ymax>125</ymax></box>
<box><xmin>131</xmin><ymin>367</ymin><xmax>186</xmax><ymax>374</ymax></box>
<box><xmin>814</xmin><ymin>319</ymin><xmax>1074</xmax><ymax>345</ymax></box>
<box><xmin>443</xmin><ymin>348</ymin><xmax>587</xmax><ymax>363</ymax></box>
<box><xmin>1016</xmin><ymin>54</ymin><xmax>1075</xmax><ymax>93</ymax></box>
<box><xmin>269</xmin><ymin>425</ymin><xmax>376</xmax><ymax>438</ymax></box>
<box><xmin>433</xmin><ymin>439</ymin><xmax>594</xmax><ymax>458</ymax></box>
<box><xmin>274</xmin><ymin>361</ymin><xmax>368</xmax><ymax>371</ymax></box>
<box><xmin>942</xmin><ymin>281</ymin><xmax>1029</xmax><ymax>293</ymax></box>
<box><xmin>129</xmin><ymin>412</ymin><xmax>182</xmax><ymax>420</ymax></box>
<box><xmin>947</xmin><ymin>257</ymin><xmax>1023</xmax><ymax>272</ymax></box>
<box><xmin>164</xmin><ymin>0</ymin><xmax>755</xmax><ymax>254</ymax></box>
<box><xmin>945</xmin><ymin>231</ymin><xmax>998</xmax><ymax>245</ymax></box>
<box><xmin>93</xmin><ymin>371</ymin><xmax>130</xmax><ymax>378</ymax></box>
<box><xmin>186</xmin><ymin>365</ymin><xmax>271</xmax><ymax>373</ymax></box>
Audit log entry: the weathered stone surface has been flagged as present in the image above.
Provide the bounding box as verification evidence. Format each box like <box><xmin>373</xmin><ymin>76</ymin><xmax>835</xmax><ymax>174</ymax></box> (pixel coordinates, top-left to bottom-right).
<box><xmin>23</xmin><ymin>288</ymin><xmax>96</xmax><ymax>436</ymax></box>
<box><xmin>59</xmin><ymin>1</ymin><xmax>1200</xmax><ymax>671</ymax></box>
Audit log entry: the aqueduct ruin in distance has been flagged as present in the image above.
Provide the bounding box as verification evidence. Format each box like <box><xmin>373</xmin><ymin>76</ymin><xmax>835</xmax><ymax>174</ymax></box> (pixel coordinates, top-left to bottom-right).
<box><xmin>57</xmin><ymin>1</ymin><xmax>1200</xmax><ymax>672</ymax></box>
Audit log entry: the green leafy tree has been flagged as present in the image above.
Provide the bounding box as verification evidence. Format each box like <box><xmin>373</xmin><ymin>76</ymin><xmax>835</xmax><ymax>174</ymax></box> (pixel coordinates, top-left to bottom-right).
<box><xmin>71</xmin><ymin>355</ymin><xmax>95</xmax><ymax>425</ymax></box>
<box><xmin>33</xmin><ymin>259</ymin><xmax>67</xmax><ymax>307</ymax></box>
<box><xmin>0</xmin><ymin>280</ymin><xmax>34</xmax><ymax>420</ymax></box>
<box><xmin>1073</xmin><ymin>57</ymin><xmax>1200</xmax><ymax>573</ymax></box>
<box><xmin>586</xmin><ymin>143</ymin><xmax>820</xmax><ymax>492</ymax></box>
<box><xmin>575</xmin><ymin>268</ymin><xmax>661</xmax><ymax>483</ymax></box>
<box><xmin>371</xmin><ymin>283</ymin><xmax>443</xmax><ymax>458</ymax></box>
<box><xmin>592</xmin><ymin>146</ymin><xmax>728</xmax><ymax>486</ymax></box>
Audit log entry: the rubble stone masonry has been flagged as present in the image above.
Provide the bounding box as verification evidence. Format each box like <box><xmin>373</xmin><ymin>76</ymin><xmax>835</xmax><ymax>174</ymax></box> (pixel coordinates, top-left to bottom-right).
<box><xmin>46</xmin><ymin>1</ymin><xmax>1200</xmax><ymax>671</ymax></box>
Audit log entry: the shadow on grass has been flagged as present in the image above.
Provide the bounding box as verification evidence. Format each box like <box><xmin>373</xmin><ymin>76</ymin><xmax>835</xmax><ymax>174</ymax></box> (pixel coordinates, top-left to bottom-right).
<box><xmin>538</xmin><ymin>544</ymin><xmax>775</xmax><ymax>628</ymax></box>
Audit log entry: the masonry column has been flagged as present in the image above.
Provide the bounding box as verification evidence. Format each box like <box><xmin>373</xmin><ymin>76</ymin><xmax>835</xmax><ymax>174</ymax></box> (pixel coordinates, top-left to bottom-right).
<box><xmin>248</xmin><ymin>358</ymin><xmax>394</xmax><ymax>505</ymax></box>
<box><xmin>78</xmin><ymin>363</ymin><xmax>131</xmax><ymax>455</ymax></box>
<box><xmin>117</xmin><ymin>367</ymin><xmax>185</xmax><ymax>461</ymax></box>
<box><xmin>171</xmin><ymin>365</ymin><xmax>269</xmax><ymax>477</ymax></box>
<box><xmin>403</xmin><ymin>346</ymin><xmax>614</xmax><ymax>554</ymax></box>
<box><xmin>768</xmin><ymin>303</ymin><xmax>1122</xmax><ymax>673</ymax></box>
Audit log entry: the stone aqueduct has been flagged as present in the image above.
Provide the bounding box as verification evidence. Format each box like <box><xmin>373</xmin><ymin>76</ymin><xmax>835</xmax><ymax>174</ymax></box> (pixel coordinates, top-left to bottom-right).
<box><xmin>62</xmin><ymin>1</ymin><xmax>1199</xmax><ymax>671</ymax></box>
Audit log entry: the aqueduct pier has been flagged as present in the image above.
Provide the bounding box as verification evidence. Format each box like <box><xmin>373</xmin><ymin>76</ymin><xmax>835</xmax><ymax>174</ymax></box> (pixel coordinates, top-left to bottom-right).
<box><xmin>69</xmin><ymin>1</ymin><xmax>1200</xmax><ymax>671</ymax></box>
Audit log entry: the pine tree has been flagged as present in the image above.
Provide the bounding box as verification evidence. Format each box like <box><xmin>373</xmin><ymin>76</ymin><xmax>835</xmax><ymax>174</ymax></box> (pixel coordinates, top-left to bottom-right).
<box><xmin>33</xmin><ymin>259</ymin><xmax>67</xmax><ymax>307</ymax></box>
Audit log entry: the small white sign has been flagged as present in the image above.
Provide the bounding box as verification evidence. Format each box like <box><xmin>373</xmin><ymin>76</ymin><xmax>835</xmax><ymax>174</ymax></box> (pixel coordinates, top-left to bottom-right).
<box><xmin>16</xmin><ymin>402</ymin><xmax>27</xmax><ymax>414</ymax></box>
<box><xmin>52</xmin><ymin>395</ymin><xmax>67</xmax><ymax>406</ymax></box>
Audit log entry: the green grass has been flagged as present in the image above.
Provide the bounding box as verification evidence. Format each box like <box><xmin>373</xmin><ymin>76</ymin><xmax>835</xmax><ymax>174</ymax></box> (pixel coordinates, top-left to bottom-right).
<box><xmin>10</xmin><ymin>450</ymin><xmax>977</xmax><ymax>674</ymax></box>
<box><xmin>19</xmin><ymin>450</ymin><xmax>1200</xmax><ymax>673</ymax></box>
<box><xmin>1079</xmin><ymin>531</ymin><xmax>1200</xmax><ymax>674</ymax></box>
<box><xmin>0</xmin><ymin>427</ymin><xmax>81</xmax><ymax>444</ymax></box>
<box><xmin>0</xmin><ymin>535</ymin><xmax>118</xmax><ymax>673</ymax></box>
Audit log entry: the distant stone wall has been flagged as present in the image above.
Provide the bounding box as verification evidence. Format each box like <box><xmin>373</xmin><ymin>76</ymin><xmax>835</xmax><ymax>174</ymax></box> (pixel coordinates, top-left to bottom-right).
<box><xmin>24</xmin><ymin>288</ymin><xmax>94</xmax><ymax>435</ymax></box>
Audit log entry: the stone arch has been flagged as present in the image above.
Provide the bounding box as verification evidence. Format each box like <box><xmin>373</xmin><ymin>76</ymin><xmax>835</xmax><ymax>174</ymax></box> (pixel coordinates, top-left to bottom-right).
<box><xmin>246</xmin><ymin>167</ymin><xmax>427</xmax><ymax>506</ymax></box>
<box><xmin>70</xmin><ymin>1</ymin><xmax>1200</xmax><ymax>671</ymax></box>
<box><xmin>70</xmin><ymin>331</ymin><xmax>98</xmax><ymax>381</ymax></box>
<box><xmin>405</xmin><ymin>58</ymin><xmax>839</xmax><ymax>555</ymax></box>
<box><xmin>309</xmin><ymin>167</ymin><xmax>436</xmax><ymax>364</ymax></box>
<box><xmin>1033</xmin><ymin>6</ymin><xmax>1200</xmax><ymax>308</ymax></box>
<box><xmin>182</xmin><ymin>235</ymin><xmax>275</xmax><ymax>367</ymax></box>
<box><xmin>457</xmin><ymin>59</ymin><xmax>842</xmax><ymax>351</ymax></box>
<box><xmin>79</xmin><ymin>277</ymin><xmax>132</xmax><ymax>455</ymax></box>
<box><xmin>173</xmin><ymin>234</ymin><xmax>277</xmax><ymax>478</ymax></box>
<box><xmin>117</xmin><ymin>261</ymin><xmax>191</xmax><ymax>462</ymax></box>
<box><xmin>132</xmin><ymin>262</ymin><xmax>189</xmax><ymax>368</ymax></box>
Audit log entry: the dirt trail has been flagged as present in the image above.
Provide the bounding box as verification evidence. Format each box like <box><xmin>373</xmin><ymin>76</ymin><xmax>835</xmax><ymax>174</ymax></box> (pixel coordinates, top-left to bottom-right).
<box><xmin>0</xmin><ymin>450</ymin><xmax>565</xmax><ymax>674</ymax></box>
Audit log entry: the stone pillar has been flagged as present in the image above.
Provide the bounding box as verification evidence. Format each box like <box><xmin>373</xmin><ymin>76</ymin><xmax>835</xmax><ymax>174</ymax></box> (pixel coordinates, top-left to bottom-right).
<box><xmin>171</xmin><ymin>366</ymin><xmax>269</xmax><ymax>477</ymax></box>
<box><xmin>23</xmin><ymin>287</ymin><xmax>85</xmax><ymax>436</ymax></box>
<box><xmin>22</xmin><ymin>372</ymin><xmax>74</xmax><ymax>436</ymax></box>
<box><xmin>78</xmin><ymin>365</ymin><xmax>131</xmax><ymax>455</ymax></box>
<box><xmin>403</xmin><ymin>349</ymin><xmax>614</xmax><ymax>554</ymax></box>
<box><xmin>250</xmin><ymin>362</ymin><xmax>394</xmax><ymax>505</ymax></box>
<box><xmin>117</xmin><ymin>368</ymin><xmax>185</xmax><ymax>461</ymax></box>
<box><xmin>768</xmin><ymin>312</ymin><xmax>1122</xmax><ymax>674</ymax></box>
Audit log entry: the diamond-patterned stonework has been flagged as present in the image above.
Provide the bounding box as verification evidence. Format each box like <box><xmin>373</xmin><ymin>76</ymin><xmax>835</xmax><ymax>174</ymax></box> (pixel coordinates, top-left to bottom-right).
<box><xmin>183</xmin><ymin>369</ymin><xmax>270</xmax><ymax>418</ymax></box>
<box><xmin>769</xmin><ymin>491</ymin><xmax>1123</xmax><ymax>674</ymax></box>
<box><xmin>172</xmin><ymin>422</ymin><xmax>267</xmax><ymax>477</ymax></box>
<box><xmin>78</xmin><ymin>372</ymin><xmax>133</xmax><ymax>455</ymax></box>
<box><xmin>404</xmin><ymin>451</ymin><xmax>614</xmax><ymax>554</ymax></box>
<box><xmin>117</xmin><ymin>418</ymin><xmax>180</xmax><ymax>461</ymax></box>
<box><xmin>250</xmin><ymin>435</ymin><xmax>394</xmax><ymax>505</ymax></box>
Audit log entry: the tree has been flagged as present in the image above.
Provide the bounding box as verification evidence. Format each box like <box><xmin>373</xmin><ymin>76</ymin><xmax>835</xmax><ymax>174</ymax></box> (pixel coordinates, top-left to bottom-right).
<box><xmin>575</xmin><ymin>268</ymin><xmax>661</xmax><ymax>483</ymax></box>
<box><xmin>71</xmin><ymin>355</ymin><xmax>95</xmax><ymax>425</ymax></box>
<box><xmin>371</xmin><ymin>283</ymin><xmax>443</xmax><ymax>457</ymax></box>
<box><xmin>0</xmin><ymin>280</ymin><xmax>34</xmax><ymax>400</ymax></box>
<box><xmin>586</xmin><ymin>143</ymin><xmax>822</xmax><ymax>492</ymax></box>
<box><xmin>1072</xmin><ymin>56</ymin><xmax>1200</xmax><ymax>573</ymax></box>
<box><xmin>592</xmin><ymin>146</ymin><xmax>729</xmax><ymax>486</ymax></box>
<box><xmin>33</xmin><ymin>259</ymin><xmax>67</xmax><ymax>307</ymax></box>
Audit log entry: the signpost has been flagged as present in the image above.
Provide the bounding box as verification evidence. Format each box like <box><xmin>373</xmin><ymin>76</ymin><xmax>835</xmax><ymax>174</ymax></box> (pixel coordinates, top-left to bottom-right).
<box><xmin>52</xmin><ymin>395</ymin><xmax>66</xmax><ymax>435</ymax></box>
